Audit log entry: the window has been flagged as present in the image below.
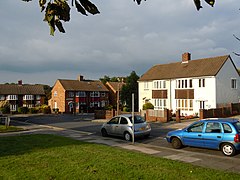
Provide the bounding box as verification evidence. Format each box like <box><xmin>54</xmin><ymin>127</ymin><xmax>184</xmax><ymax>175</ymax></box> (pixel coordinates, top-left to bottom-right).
<box><xmin>153</xmin><ymin>80</ymin><xmax>166</xmax><ymax>89</ymax></box>
<box><xmin>205</xmin><ymin>122</ymin><xmax>222</xmax><ymax>133</ymax></box>
<box><xmin>54</xmin><ymin>91</ymin><xmax>57</xmax><ymax>97</ymax></box>
<box><xmin>90</xmin><ymin>91</ymin><xmax>100</xmax><ymax>97</ymax></box>
<box><xmin>68</xmin><ymin>92</ymin><xmax>74</xmax><ymax>98</ymax></box>
<box><xmin>154</xmin><ymin>99</ymin><xmax>166</xmax><ymax>110</ymax></box>
<box><xmin>23</xmin><ymin>95</ymin><xmax>34</xmax><ymax>100</ymax></box>
<box><xmin>189</xmin><ymin>79</ymin><xmax>192</xmax><ymax>88</ymax></box>
<box><xmin>144</xmin><ymin>82</ymin><xmax>149</xmax><ymax>90</ymax></box>
<box><xmin>36</xmin><ymin>95</ymin><xmax>41</xmax><ymax>100</ymax></box>
<box><xmin>231</xmin><ymin>79</ymin><xmax>237</xmax><ymax>89</ymax></box>
<box><xmin>76</xmin><ymin>91</ymin><xmax>86</xmax><ymax>97</ymax></box>
<box><xmin>199</xmin><ymin>79</ymin><xmax>205</xmax><ymax>87</ymax></box>
<box><xmin>0</xmin><ymin>95</ymin><xmax>5</xmax><ymax>100</ymax></box>
<box><xmin>176</xmin><ymin>99</ymin><xmax>193</xmax><ymax>111</ymax></box>
<box><xmin>101</xmin><ymin>92</ymin><xmax>105</xmax><ymax>97</ymax></box>
<box><xmin>108</xmin><ymin>117</ymin><xmax>119</xmax><ymax>124</ymax></box>
<box><xmin>187</xmin><ymin>122</ymin><xmax>204</xmax><ymax>132</ymax></box>
<box><xmin>7</xmin><ymin>95</ymin><xmax>17</xmax><ymax>100</ymax></box>
<box><xmin>223</xmin><ymin>123</ymin><xmax>232</xmax><ymax>133</ymax></box>
<box><xmin>120</xmin><ymin>117</ymin><xmax>128</xmax><ymax>124</ymax></box>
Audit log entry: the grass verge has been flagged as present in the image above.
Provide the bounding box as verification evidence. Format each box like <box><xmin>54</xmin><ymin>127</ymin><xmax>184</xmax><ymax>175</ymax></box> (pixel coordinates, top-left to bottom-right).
<box><xmin>0</xmin><ymin>125</ymin><xmax>23</xmax><ymax>133</ymax></box>
<box><xmin>0</xmin><ymin>134</ymin><xmax>239</xmax><ymax>179</ymax></box>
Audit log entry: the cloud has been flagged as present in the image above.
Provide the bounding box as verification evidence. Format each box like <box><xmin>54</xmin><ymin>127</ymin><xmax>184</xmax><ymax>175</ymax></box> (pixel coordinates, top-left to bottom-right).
<box><xmin>0</xmin><ymin>0</ymin><xmax>240</xmax><ymax>85</ymax></box>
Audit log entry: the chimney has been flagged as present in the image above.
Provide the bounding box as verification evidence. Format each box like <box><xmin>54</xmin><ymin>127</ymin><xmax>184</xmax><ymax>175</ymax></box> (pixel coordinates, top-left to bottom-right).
<box><xmin>182</xmin><ymin>52</ymin><xmax>191</xmax><ymax>63</ymax></box>
<box><xmin>77</xmin><ymin>75</ymin><xmax>84</xmax><ymax>81</ymax></box>
<box><xmin>18</xmin><ymin>80</ymin><xmax>22</xmax><ymax>85</ymax></box>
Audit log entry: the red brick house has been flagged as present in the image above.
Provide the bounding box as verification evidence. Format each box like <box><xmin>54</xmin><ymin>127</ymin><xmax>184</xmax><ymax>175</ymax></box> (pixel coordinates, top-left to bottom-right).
<box><xmin>105</xmin><ymin>82</ymin><xmax>125</xmax><ymax>109</ymax></box>
<box><xmin>49</xmin><ymin>75</ymin><xmax>109</xmax><ymax>113</ymax></box>
<box><xmin>0</xmin><ymin>80</ymin><xmax>45</xmax><ymax>112</ymax></box>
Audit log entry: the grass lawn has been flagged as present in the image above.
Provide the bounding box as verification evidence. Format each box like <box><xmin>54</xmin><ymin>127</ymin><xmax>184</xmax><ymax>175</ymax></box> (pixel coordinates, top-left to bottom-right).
<box><xmin>0</xmin><ymin>134</ymin><xmax>239</xmax><ymax>179</ymax></box>
<box><xmin>0</xmin><ymin>125</ymin><xmax>23</xmax><ymax>133</ymax></box>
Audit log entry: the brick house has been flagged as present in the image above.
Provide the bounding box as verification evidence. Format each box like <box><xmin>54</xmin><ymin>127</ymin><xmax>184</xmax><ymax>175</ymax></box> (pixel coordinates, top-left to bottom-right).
<box><xmin>138</xmin><ymin>53</ymin><xmax>240</xmax><ymax>116</ymax></box>
<box><xmin>105</xmin><ymin>82</ymin><xmax>125</xmax><ymax>109</ymax></box>
<box><xmin>49</xmin><ymin>75</ymin><xmax>109</xmax><ymax>113</ymax></box>
<box><xmin>0</xmin><ymin>80</ymin><xmax>45</xmax><ymax>112</ymax></box>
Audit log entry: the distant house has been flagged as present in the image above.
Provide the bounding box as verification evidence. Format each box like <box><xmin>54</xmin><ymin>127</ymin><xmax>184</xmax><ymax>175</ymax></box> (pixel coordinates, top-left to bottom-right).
<box><xmin>0</xmin><ymin>80</ymin><xmax>45</xmax><ymax>112</ymax></box>
<box><xmin>138</xmin><ymin>53</ymin><xmax>240</xmax><ymax>116</ymax></box>
<box><xmin>105</xmin><ymin>82</ymin><xmax>125</xmax><ymax>108</ymax></box>
<box><xmin>49</xmin><ymin>75</ymin><xmax>109</xmax><ymax>113</ymax></box>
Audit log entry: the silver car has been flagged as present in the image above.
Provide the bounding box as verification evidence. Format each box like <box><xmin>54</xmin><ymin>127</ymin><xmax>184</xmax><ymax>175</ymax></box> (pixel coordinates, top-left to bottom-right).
<box><xmin>101</xmin><ymin>114</ymin><xmax>151</xmax><ymax>141</ymax></box>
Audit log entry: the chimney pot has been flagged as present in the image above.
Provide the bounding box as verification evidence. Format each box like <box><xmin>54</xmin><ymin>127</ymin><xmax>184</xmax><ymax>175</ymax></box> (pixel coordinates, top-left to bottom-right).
<box><xmin>182</xmin><ymin>52</ymin><xmax>191</xmax><ymax>63</ymax></box>
<box><xmin>78</xmin><ymin>75</ymin><xmax>84</xmax><ymax>81</ymax></box>
<box><xmin>18</xmin><ymin>80</ymin><xmax>22</xmax><ymax>85</ymax></box>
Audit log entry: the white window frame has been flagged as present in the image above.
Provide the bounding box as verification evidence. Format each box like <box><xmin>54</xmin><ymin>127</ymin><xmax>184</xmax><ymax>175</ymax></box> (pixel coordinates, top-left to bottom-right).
<box><xmin>231</xmin><ymin>79</ymin><xmax>237</xmax><ymax>89</ymax></box>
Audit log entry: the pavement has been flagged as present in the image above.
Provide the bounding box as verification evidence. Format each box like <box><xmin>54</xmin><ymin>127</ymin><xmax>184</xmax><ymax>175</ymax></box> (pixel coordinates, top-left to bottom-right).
<box><xmin>1</xmin><ymin>117</ymin><xmax>240</xmax><ymax>175</ymax></box>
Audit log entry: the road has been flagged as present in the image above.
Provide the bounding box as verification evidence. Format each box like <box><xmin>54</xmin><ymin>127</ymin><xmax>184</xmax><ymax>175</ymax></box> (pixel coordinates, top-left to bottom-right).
<box><xmin>10</xmin><ymin>114</ymin><xmax>240</xmax><ymax>158</ymax></box>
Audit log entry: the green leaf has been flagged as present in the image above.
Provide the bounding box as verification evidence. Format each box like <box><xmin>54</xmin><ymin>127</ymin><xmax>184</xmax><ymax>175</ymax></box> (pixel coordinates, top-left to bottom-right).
<box><xmin>79</xmin><ymin>0</ymin><xmax>100</xmax><ymax>15</ymax></box>
<box><xmin>205</xmin><ymin>0</ymin><xmax>215</xmax><ymax>7</ymax></box>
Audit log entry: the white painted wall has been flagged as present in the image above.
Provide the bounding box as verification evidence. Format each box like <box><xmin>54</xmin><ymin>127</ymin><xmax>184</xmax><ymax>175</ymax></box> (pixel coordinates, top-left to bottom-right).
<box><xmin>138</xmin><ymin>81</ymin><xmax>153</xmax><ymax>111</ymax></box>
<box><xmin>215</xmin><ymin>58</ymin><xmax>240</xmax><ymax>105</ymax></box>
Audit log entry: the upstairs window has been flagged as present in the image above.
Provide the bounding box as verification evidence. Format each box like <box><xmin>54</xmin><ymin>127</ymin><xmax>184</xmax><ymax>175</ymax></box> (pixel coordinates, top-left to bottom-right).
<box><xmin>76</xmin><ymin>91</ymin><xmax>86</xmax><ymax>97</ymax></box>
<box><xmin>231</xmin><ymin>79</ymin><xmax>237</xmax><ymax>89</ymax></box>
<box><xmin>90</xmin><ymin>91</ymin><xmax>100</xmax><ymax>97</ymax></box>
<box><xmin>68</xmin><ymin>92</ymin><xmax>74</xmax><ymax>98</ymax></box>
<box><xmin>144</xmin><ymin>82</ymin><xmax>149</xmax><ymax>90</ymax></box>
<box><xmin>199</xmin><ymin>79</ymin><xmax>205</xmax><ymax>88</ymax></box>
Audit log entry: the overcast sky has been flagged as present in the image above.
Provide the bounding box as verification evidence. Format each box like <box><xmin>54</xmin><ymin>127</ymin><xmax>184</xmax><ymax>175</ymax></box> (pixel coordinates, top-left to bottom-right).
<box><xmin>0</xmin><ymin>0</ymin><xmax>240</xmax><ymax>86</ymax></box>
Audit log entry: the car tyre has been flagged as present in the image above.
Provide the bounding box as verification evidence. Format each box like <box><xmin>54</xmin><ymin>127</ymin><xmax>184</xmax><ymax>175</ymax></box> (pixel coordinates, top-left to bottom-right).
<box><xmin>171</xmin><ymin>137</ymin><xmax>183</xmax><ymax>149</ymax></box>
<box><xmin>101</xmin><ymin>128</ymin><xmax>108</xmax><ymax>137</ymax></box>
<box><xmin>124</xmin><ymin>132</ymin><xmax>132</xmax><ymax>141</ymax></box>
<box><xmin>221</xmin><ymin>143</ymin><xmax>236</xmax><ymax>156</ymax></box>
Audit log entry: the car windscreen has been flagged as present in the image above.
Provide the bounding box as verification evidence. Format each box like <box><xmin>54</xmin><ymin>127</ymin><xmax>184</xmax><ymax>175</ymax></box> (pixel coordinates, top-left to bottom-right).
<box><xmin>129</xmin><ymin>115</ymin><xmax>145</xmax><ymax>124</ymax></box>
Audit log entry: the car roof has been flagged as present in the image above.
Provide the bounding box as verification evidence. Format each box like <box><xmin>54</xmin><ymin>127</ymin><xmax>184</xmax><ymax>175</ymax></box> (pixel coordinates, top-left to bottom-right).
<box><xmin>200</xmin><ymin>118</ymin><xmax>239</xmax><ymax>123</ymax></box>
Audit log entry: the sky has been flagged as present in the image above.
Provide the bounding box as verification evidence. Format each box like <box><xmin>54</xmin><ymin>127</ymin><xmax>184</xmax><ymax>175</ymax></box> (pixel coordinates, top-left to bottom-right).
<box><xmin>0</xmin><ymin>0</ymin><xmax>240</xmax><ymax>86</ymax></box>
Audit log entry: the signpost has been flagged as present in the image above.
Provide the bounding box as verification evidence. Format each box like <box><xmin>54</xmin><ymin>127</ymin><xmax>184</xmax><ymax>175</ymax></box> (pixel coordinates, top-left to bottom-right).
<box><xmin>132</xmin><ymin>93</ymin><xmax>134</xmax><ymax>144</ymax></box>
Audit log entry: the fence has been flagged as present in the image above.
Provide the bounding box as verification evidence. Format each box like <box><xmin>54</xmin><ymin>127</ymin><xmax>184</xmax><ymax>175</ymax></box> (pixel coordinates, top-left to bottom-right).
<box><xmin>142</xmin><ymin>109</ymin><xmax>171</xmax><ymax>122</ymax></box>
<box><xmin>0</xmin><ymin>116</ymin><xmax>10</xmax><ymax>127</ymax></box>
<box><xmin>199</xmin><ymin>103</ymin><xmax>240</xmax><ymax>119</ymax></box>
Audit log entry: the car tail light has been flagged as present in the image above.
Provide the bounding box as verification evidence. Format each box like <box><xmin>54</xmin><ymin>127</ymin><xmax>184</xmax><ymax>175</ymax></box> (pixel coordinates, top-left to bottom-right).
<box><xmin>234</xmin><ymin>134</ymin><xmax>240</xmax><ymax>143</ymax></box>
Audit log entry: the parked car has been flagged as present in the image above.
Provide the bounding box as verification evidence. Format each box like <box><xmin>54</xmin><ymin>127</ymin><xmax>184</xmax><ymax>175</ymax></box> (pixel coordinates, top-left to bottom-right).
<box><xmin>101</xmin><ymin>114</ymin><xmax>151</xmax><ymax>141</ymax></box>
<box><xmin>166</xmin><ymin>118</ymin><xmax>240</xmax><ymax>156</ymax></box>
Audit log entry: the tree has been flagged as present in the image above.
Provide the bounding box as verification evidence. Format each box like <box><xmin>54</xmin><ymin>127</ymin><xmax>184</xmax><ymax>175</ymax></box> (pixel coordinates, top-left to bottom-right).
<box><xmin>22</xmin><ymin>0</ymin><xmax>216</xmax><ymax>35</ymax></box>
<box><xmin>120</xmin><ymin>71</ymin><xmax>139</xmax><ymax>112</ymax></box>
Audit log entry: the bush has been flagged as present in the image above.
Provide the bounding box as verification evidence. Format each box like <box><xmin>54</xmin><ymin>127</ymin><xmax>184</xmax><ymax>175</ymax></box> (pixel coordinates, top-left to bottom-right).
<box><xmin>18</xmin><ymin>107</ymin><xmax>29</xmax><ymax>114</ymax></box>
<box><xmin>143</xmin><ymin>102</ymin><xmax>154</xmax><ymax>110</ymax></box>
<box><xmin>123</xmin><ymin>106</ymin><xmax>130</xmax><ymax>112</ymax></box>
<box><xmin>0</xmin><ymin>105</ymin><xmax>10</xmax><ymax>114</ymax></box>
<box><xmin>41</xmin><ymin>105</ymin><xmax>51</xmax><ymax>114</ymax></box>
<box><xmin>29</xmin><ymin>108</ymin><xmax>38</xmax><ymax>114</ymax></box>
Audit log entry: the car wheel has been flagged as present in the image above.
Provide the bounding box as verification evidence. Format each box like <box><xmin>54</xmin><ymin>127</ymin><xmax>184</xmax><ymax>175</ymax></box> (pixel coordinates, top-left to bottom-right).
<box><xmin>221</xmin><ymin>143</ymin><xmax>236</xmax><ymax>156</ymax></box>
<box><xmin>124</xmin><ymin>132</ymin><xmax>132</xmax><ymax>141</ymax></box>
<box><xmin>171</xmin><ymin>137</ymin><xmax>183</xmax><ymax>149</ymax></box>
<box><xmin>101</xmin><ymin>128</ymin><xmax>108</xmax><ymax>137</ymax></box>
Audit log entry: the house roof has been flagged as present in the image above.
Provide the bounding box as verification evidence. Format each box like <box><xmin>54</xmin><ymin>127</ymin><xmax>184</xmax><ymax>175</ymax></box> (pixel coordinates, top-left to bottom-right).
<box><xmin>58</xmin><ymin>79</ymin><xmax>109</xmax><ymax>92</ymax></box>
<box><xmin>0</xmin><ymin>84</ymin><xmax>45</xmax><ymax>95</ymax></box>
<box><xmin>106</xmin><ymin>82</ymin><xmax>125</xmax><ymax>93</ymax></box>
<box><xmin>139</xmin><ymin>55</ymin><xmax>231</xmax><ymax>81</ymax></box>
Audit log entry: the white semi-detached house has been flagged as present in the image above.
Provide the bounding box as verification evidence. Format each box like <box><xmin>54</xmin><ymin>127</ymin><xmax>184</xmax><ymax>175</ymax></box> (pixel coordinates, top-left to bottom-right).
<box><xmin>138</xmin><ymin>53</ymin><xmax>240</xmax><ymax>116</ymax></box>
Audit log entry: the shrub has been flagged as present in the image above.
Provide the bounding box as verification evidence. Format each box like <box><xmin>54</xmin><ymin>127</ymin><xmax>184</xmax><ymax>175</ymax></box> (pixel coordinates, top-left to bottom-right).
<box><xmin>0</xmin><ymin>105</ymin><xmax>10</xmax><ymax>114</ymax></box>
<box><xmin>29</xmin><ymin>108</ymin><xmax>38</xmax><ymax>114</ymax></box>
<box><xmin>18</xmin><ymin>107</ymin><xmax>29</xmax><ymax>114</ymax></box>
<box><xmin>143</xmin><ymin>102</ymin><xmax>154</xmax><ymax>110</ymax></box>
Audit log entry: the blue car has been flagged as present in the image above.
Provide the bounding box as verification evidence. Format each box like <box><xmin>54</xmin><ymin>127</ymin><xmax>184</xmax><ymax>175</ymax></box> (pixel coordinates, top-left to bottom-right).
<box><xmin>166</xmin><ymin>118</ymin><xmax>240</xmax><ymax>156</ymax></box>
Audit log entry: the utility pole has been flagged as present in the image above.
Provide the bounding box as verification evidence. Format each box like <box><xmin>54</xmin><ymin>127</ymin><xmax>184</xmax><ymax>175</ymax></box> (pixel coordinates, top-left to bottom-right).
<box><xmin>132</xmin><ymin>93</ymin><xmax>135</xmax><ymax>144</ymax></box>
<box><xmin>117</xmin><ymin>83</ymin><xmax>120</xmax><ymax>115</ymax></box>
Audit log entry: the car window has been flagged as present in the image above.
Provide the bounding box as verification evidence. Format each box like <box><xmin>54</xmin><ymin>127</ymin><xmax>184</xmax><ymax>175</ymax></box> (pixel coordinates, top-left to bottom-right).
<box><xmin>234</xmin><ymin>122</ymin><xmax>240</xmax><ymax>132</ymax></box>
<box><xmin>120</xmin><ymin>117</ymin><xmax>128</xmax><ymax>125</ymax></box>
<box><xmin>129</xmin><ymin>115</ymin><xmax>145</xmax><ymax>124</ymax></box>
<box><xmin>223</xmin><ymin>123</ymin><xmax>232</xmax><ymax>133</ymax></box>
<box><xmin>205</xmin><ymin>122</ymin><xmax>222</xmax><ymax>133</ymax></box>
<box><xmin>108</xmin><ymin>117</ymin><xmax>119</xmax><ymax>124</ymax></box>
<box><xmin>188</xmin><ymin>122</ymin><xmax>204</xmax><ymax>132</ymax></box>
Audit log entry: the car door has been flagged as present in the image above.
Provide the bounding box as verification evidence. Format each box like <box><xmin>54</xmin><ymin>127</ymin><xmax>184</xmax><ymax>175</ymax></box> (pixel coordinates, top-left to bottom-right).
<box><xmin>182</xmin><ymin>121</ymin><xmax>205</xmax><ymax>148</ymax></box>
<box><xmin>105</xmin><ymin>117</ymin><xmax>120</xmax><ymax>135</ymax></box>
<box><xmin>202</xmin><ymin>122</ymin><xmax>223</xmax><ymax>149</ymax></box>
<box><xmin>117</xmin><ymin>117</ymin><xmax>129</xmax><ymax>135</ymax></box>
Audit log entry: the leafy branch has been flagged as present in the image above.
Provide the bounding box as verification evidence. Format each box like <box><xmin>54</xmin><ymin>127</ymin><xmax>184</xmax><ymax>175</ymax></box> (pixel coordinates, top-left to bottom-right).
<box><xmin>22</xmin><ymin>0</ymin><xmax>216</xmax><ymax>35</ymax></box>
